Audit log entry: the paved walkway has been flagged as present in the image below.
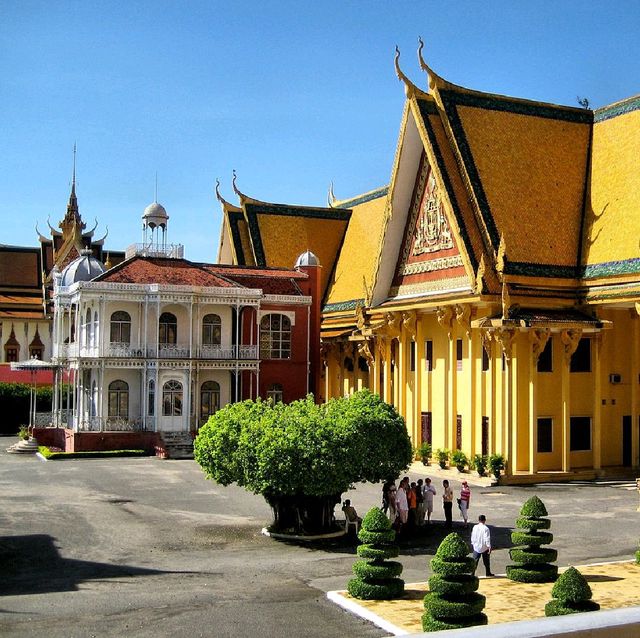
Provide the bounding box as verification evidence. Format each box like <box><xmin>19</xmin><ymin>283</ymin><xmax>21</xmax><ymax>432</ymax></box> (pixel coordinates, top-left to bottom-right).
<box><xmin>330</xmin><ymin>561</ymin><xmax>640</xmax><ymax>635</ymax></box>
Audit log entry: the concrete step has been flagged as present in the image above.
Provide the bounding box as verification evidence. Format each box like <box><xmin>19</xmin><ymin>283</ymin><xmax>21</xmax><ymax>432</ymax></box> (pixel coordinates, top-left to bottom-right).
<box><xmin>159</xmin><ymin>432</ymin><xmax>194</xmax><ymax>459</ymax></box>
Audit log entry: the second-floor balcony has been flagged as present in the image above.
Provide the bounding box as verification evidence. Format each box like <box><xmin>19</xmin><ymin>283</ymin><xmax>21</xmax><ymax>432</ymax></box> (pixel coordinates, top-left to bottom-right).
<box><xmin>56</xmin><ymin>343</ymin><xmax>259</xmax><ymax>360</ymax></box>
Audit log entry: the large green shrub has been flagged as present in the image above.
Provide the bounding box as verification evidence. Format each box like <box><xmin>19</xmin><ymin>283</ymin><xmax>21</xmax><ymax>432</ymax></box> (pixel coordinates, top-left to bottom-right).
<box><xmin>422</xmin><ymin>533</ymin><xmax>487</xmax><ymax>632</ymax></box>
<box><xmin>347</xmin><ymin>508</ymin><xmax>404</xmax><ymax>600</ymax></box>
<box><xmin>506</xmin><ymin>496</ymin><xmax>558</xmax><ymax>583</ymax></box>
<box><xmin>194</xmin><ymin>390</ymin><xmax>412</xmax><ymax>534</ymax></box>
<box><xmin>545</xmin><ymin>567</ymin><xmax>600</xmax><ymax>616</ymax></box>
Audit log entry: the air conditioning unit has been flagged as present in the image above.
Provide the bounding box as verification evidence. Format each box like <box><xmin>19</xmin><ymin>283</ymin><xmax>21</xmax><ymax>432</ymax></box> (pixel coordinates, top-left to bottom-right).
<box><xmin>609</xmin><ymin>373</ymin><xmax>621</xmax><ymax>384</ymax></box>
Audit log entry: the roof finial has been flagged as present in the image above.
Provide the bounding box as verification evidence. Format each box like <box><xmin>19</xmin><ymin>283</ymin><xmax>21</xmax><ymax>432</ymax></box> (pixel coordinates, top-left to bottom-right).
<box><xmin>232</xmin><ymin>169</ymin><xmax>240</xmax><ymax>197</ymax></box>
<box><xmin>215</xmin><ymin>178</ymin><xmax>224</xmax><ymax>203</ymax></box>
<box><xmin>154</xmin><ymin>171</ymin><xmax>158</xmax><ymax>203</ymax></box>
<box><xmin>327</xmin><ymin>181</ymin><xmax>336</xmax><ymax>207</ymax></box>
<box><xmin>72</xmin><ymin>142</ymin><xmax>77</xmax><ymax>193</ymax></box>
<box><xmin>394</xmin><ymin>46</ymin><xmax>415</xmax><ymax>97</ymax></box>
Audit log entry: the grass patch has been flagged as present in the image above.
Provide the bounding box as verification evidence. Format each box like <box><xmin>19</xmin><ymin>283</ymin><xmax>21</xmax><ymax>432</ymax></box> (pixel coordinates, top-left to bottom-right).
<box><xmin>38</xmin><ymin>446</ymin><xmax>148</xmax><ymax>460</ymax></box>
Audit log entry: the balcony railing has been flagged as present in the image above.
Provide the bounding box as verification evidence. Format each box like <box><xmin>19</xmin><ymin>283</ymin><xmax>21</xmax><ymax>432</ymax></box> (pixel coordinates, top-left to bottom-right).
<box><xmin>77</xmin><ymin>416</ymin><xmax>147</xmax><ymax>432</ymax></box>
<box><xmin>55</xmin><ymin>343</ymin><xmax>259</xmax><ymax>360</ymax></box>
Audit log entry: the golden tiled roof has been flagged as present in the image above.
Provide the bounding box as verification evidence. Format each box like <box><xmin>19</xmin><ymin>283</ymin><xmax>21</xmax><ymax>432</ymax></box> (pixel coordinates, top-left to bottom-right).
<box><xmin>325</xmin><ymin>190</ymin><xmax>387</xmax><ymax>307</ymax></box>
<box><xmin>583</xmin><ymin>104</ymin><xmax>640</xmax><ymax>269</ymax></box>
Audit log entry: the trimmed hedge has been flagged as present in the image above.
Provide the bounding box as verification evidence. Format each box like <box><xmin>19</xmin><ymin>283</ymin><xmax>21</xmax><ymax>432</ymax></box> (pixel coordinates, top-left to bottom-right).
<box><xmin>422</xmin><ymin>533</ymin><xmax>487</xmax><ymax>632</ymax></box>
<box><xmin>636</xmin><ymin>548</ymin><xmax>640</xmax><ymax>565</ymax></box>
<box><xmin>507</xmin><ymin>496</ymin><xmax>557</xmax><ymax>584</ymax></box>
<box><xmin>545</xmin><ymin>567</ymin><xmax>599</xmax><ymax>617</ymax></box>
<box><xmin>509</xmin><ymin>547</ymin><xmax>558</xmax><ymax>565</ymax></box>
<box><xmin>347</xmin><ymin>507</ymin><xmax>404</xmax><ymax>600</ymax></box>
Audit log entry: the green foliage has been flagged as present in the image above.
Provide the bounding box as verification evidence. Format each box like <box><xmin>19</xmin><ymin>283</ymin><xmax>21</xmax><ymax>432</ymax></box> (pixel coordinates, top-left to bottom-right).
<box><xmin>0</xmin><ymin>383</ymin><xmax>69</xmax><ymax>434</ymax></box>
<box><xmin>545</xmin><ymin>567</ymin><xmax>599</xmax><ymax>616</ymax></box>
<box><xmin>352</xmin><ymin>559</ymin><xmax>403</xmax><ymax>580</ymax></box>
<box><xmin>416</xmin><ymin>442</ymin><xmax>432</xmax><ymax>460</ymax></box>
<box><xmin>509</xmin><ymin>547</ymin><xmax>558</xmax><ymax>564</ymax></box>
<box><xmin>520</xmin><ymin>495</ymin><xmax>548</xmax><ymax>518</ymax></box>
<box><xmin>508</xmin><ymin>496</ymin><xmax>557</xmax><ymax>584</ymax></box>
<box><xmin>17</xmin><ymin>425</ymin><xmax>29</xmax><ymax>440</ymax></box>
<box><xmin>427</xmin><ymin>574</ymin><xmax>479</xmax><ymax>596</ymax></box>
<box><xmin>423</xmin><ymin>533</ymin><xmax>487</xmax><ymax>632</ymax></box>
<box><xmin>511</xmin><ymin>531</ymin><xmax>553</xmax><ymax>547</ymax></box>
<box><xmin>195</xmin><ymin>391</ymin><xmax>412</xmax><ymax>499</ymax></box>
<box><xmin>357</xmin><ymin>544</ymin><xmax>399</xmax><ymax>560</ymax></box>
<box><xmin>436</xmin><ymin>448</ymin><xmax>450</xmax><ymax>468</ymax></box>
<box><xmin>361</xmin><ymin>507</ymin><xmax>392</xmax><ymax>531</ymax></box>
<box><xmin>515</xmin><ymin>516</ymin><xmax>550</xmax><ymax>531</ymax></box>
<box><xmin>471</xmin><ymin>454</ymin><xmax>487</xmax><ymax>475</ymax></box>
<box><xmin>551</xmin><ymin>567</ymin><xmax>592</xmax><ymax>604</ymax></box>
<box><xmin>451</xmin><ymin>450</ymin><xmax>468</xmax><ymax>469</ymax></box>
<box><xmin>349</xmin><ymin>506</ymin><xmax>404</xmax><ymax>600</ymax></box>
<box><xmin>436</xmin><ymin>533</ymin><xmax>470</xmax><ymax>560</ymax></box>
<box><xmin>488</xmin><ymin>453</ymin><xmax>505</xmax><ymax>479</ymax></box>
<box><xmin>347</xmin><ymin>577</ymin><xmax>405</xmax><ymax>600</ymax></box>
<box><xmin>422</xmin><ymin>614</ymin><xmax>488</xmax><ymax>632</ymax></box>
<box><xmin>506</xmin><ymin>564</ymin><xmax>558</xmax><ymax>583</ymax></box>
<box><xmin>38</xmin><ymin>446</ymin><xmax>147</xmax><ymax>460</ymax></box>
<box><xmin>635</xmin><ymin>548</ymin><xmax>640</xmax><ymax>564</ymax></box>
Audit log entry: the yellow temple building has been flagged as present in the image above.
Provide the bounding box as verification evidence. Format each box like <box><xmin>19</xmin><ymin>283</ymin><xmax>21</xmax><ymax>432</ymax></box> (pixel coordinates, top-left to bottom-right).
<box><xmin>217</xmin><ymin>43</ymin><xmax>640</xmax><ymax>482</ymax></box>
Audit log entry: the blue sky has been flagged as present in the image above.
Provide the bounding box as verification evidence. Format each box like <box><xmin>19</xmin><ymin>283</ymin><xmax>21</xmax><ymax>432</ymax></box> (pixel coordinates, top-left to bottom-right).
<box><xmin>2</xmin><ymin>1</ymin><xmax>639</xmax><ymax>263</ymax></box>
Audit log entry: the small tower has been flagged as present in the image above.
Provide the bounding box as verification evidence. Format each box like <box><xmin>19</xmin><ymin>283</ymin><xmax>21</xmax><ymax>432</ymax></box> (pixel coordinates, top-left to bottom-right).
<box><xmin>141</xmin><ymin>200</ymin><xmax>169</xmax><ymax>254</ymax></box>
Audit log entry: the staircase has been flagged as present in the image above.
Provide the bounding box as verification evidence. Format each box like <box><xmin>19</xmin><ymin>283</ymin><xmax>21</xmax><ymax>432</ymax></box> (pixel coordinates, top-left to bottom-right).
<box><xmin>159</xmin><ymin>432</ymin><xmax>194</xmax><ymax>459</ymax></box>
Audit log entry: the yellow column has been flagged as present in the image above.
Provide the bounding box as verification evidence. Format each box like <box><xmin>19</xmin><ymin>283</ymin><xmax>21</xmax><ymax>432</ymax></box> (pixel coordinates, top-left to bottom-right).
<box><xmin>561</xmin><ymin>352</ymin><xmax>571</xmax><ymax>473</ymax></box>
<box><xmin>632</xmin><ymin>314</ymin><xmax>639</xmax><ymax>467</ymax></box>
<box><xmin>414</xmin><ymin>319</ymin><xmax>423</xmax><ymax>444</ymax></box>
<box><xmin>398</xmin><ymin>333</ymin><xmax>406</xmax><ymax>418</ymax></box>
<box><xmin>384</xmin><ymin>338</ymin><xmax>392</xmax><ymax>404</ymax></box>
<box><xmin>373</xmin><ymin>339</ymin><xmax>381</xmax><ymax>396</ymax></box>
<box><xmin>593</xmin><ymin>334</ymin><xmax>602</xmax><ymax>472</ymax></box>
<box><xmin>447</xmin><ymin>332</ymin><xmax>455</xmax><ymax>450</ymax></box>
<box><xmin>528</xmin><ymin>341</ymin><xmax>538</xmax><ymax>475</ymax></box>
<box><xmin>468</xmin><ymin>329</ymin><xmax>476</xmax><ymax>457</ymax></box>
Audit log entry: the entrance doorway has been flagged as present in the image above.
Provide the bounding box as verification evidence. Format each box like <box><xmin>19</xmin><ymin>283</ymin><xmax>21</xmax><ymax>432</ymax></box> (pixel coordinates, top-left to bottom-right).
<box><xmin>622</xmin><ymin>415</ymin><xmax>631</xmax><ymax>467</ymax></box>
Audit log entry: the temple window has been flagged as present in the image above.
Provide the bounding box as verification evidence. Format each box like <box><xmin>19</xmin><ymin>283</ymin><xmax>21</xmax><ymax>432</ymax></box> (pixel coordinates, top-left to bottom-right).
<box><xmin>570</xmin><ymin>416</ymin><xmax>591</xmax><ymax>451</ymax></box>
<box><xmin>202</xmin><ymin>314</ymin><xmax>222</xmax><ymax>345</ymax></box>
<box><xmin>537</xmin><ymin>417</ymin><xmax>553</xmax><ymax>453</ymax></box>
<box><xmin>410</xmin><ymin>341</ymin><xmax>416</xmax><ymax>372</ymax></box>
<box><xmin>5</xmin><ymin>347</ymin><xmax>18</xmax><ymax>363</ymax></box>
<box><xmin>267</xmin><ymin>383</ymin><xmax>284</xmax><ymax>403</ymax></box>
<box><xmin>537</xmin><ymin>338</ymin><xmax>553</xmax><ymax>372</ymax></box>
<box><xmin>108</xmin><ymin>380</ymin><xmax>129</xmax><ymax>418</ymax></box>
<box><xmin>482</xmin><ymin>346</ymin><xmax>490</xmax><ymax>372</ymax></box>
<box><xmin>425</xmin><ymin>340</ymin><xmax>433</xmax><ymax>372</ymax></box>
<box><xmin>162</xmin><ymin>379</ymin><xmax>183</xmax><ymax>416</ymax></box>
<box><xmin>159</xmin><ymin>312</ymin><xmax>177</xmax><ymax>345</ymax></box>
<box><xmin>259</xmin><ymin>314</ymin><xmax>291</xmax><ymax>359</ymax></box>
<box><xmin>570</xmin><ymin>338</ymin><xmax>591</xmax><ymax>373</ymax></box>
<box><xmin>110</xmin><ymin>311</ymin><xmax>131</xmax><ymax>344</ymax></box>
<box><xmin>29</xmin><ymin>328</ymin><xmax>44</xmax><ymax>359</ymax></box>
<box><xmin>456</xmin><ymin>339</ymin><xmax>463</xmax><ymax>371</ymax></box>
<box><xmin>200</xmin><ymin>381</ymin><xmax>220</xmax><ymax>422</ymax></box>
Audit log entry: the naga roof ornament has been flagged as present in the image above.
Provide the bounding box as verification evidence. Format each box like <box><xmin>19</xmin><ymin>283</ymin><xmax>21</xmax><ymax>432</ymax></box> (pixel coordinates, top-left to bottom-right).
<box><xmin>394</xmin><ymin>46</ymin><xmax>416</xmax><ymax>98</ymax></box>
<box><xmin>327</xmin><ymin>181</ymin><xmax>336</xmax><ymax>208</ymax></box>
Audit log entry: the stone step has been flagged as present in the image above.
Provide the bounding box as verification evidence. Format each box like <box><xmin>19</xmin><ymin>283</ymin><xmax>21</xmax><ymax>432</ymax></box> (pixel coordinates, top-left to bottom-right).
<box><xmin>159</xmin><ymin>432</ymin><xmax>194</xmax><ymax>460</ymax></box>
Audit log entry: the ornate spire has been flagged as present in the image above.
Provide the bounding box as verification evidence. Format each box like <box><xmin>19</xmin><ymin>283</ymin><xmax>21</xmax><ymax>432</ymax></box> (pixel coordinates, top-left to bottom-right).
<box><xmin>394</xmin><ymin>46</ymin><xmax>416</xmax><ymax>97</ymax></box>
<box><xmin>417</xmin><ymin>36</ymin><xmax>453</xmax><ymax>92</ymax></box>
<box><xmin>60</xmin><ymin>143</ymin><xmax>85</xmax><ymax>237</ymax></box>
<box><xmin>327</xmin><ymin>181</ymin><xmax>336</xmax><ymax>208</ymax></box>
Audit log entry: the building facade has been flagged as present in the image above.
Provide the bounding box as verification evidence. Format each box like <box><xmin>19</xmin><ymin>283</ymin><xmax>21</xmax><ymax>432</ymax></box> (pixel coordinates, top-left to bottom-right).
<box><xmin>217</xmin><ymin>46</ymin><xmax>640</xmax><ymax>482</ymax></box>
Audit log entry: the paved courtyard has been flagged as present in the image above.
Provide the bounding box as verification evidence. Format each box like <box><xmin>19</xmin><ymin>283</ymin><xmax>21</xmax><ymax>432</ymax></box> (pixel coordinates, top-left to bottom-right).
<box><xmin>1</xmin><ymin>437</ymin><xmax>640</xmax><ymax>637</ymax></box>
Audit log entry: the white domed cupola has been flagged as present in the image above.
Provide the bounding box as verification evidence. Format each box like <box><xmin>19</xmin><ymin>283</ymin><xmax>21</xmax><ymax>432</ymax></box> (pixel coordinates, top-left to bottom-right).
<box><xmin>295</xmin><ymin>250</ymin><xmax>320</xmax><ymax>268</ymax></box>
<box><xmin>60</xmin><ymin>249</ymin><xmax>106</xmax><ymax>287</ymax></box>
<box><xmin>142</xmin><ymin>200</ymin><xmax>169</xmax><ymax>251</ymax></box>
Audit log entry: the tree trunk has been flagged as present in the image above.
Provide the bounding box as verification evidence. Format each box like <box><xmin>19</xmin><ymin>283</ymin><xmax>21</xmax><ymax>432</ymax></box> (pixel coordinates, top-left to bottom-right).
<box><xmin>265</xmin><ymin>493</ymin><xmax>342</xmax><ymax>534</ymax></box>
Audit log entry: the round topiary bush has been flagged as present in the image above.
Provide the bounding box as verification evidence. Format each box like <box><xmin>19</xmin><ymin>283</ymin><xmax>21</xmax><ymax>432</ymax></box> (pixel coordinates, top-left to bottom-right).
<box><xmin>422</xmin><ymin>533</ymin><xmax>488</xmax><ymax>632</ymax></box>
<box><xmin>507</xmin><ymin>496</ymin><xmax>558</xmax><ymax>583</ymax></box>
<box><xmin>545</xmin><ymin>566</ymin><xmax>600</xmax><ymax>616</ymax></box>
<box><xmin>347</xmin><ymin>508</ymin><xmax>404</xmax><ymax>600</ymax></box>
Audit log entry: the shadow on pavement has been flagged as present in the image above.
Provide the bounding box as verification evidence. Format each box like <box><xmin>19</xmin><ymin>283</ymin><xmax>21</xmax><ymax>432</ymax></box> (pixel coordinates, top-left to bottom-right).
<box><xmin>0</xmin><ymin>534</ymin><xmax>194</xmax><ymax>596</ymax></box>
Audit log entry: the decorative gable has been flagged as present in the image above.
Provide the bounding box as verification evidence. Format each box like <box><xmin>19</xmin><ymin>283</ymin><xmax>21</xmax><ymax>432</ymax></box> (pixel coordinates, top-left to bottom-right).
<box><xmin>390</xmin><ymin>152</ymin><xmax>467</xmax><ymax>298</ymax></box>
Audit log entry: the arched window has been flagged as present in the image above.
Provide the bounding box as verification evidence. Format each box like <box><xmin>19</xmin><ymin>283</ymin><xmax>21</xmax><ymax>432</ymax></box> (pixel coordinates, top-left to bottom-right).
<box><xmin>90</xmin><ymin>381</ymin><xmax>98</xmax><ymax>417</ymax></box>
<box><xmin>93</xmin><ymin>310</ymin><xmax>99</xmax><ymax>347</ymax></box>
<box><xmin>159</xmin><ymin>312</ymin><xmax>177</xmax><ymax>345</ymax></box>
<box><xmin>108</xmin><ymin>380</ymin><xmax>129</xmax><ymax>418</ymax></box>
<box><xmin>162</xmin><ymin>380</ymin><xmax>183</xmax><ymax>416</ymax></box>
<box><xmin>84</xmin><ymin>308</ymin><xmax>92</xmax><ymax>347</ymax></box>
<box><xmin>110</xmin><ymin>311</ymin><xmax>131</xmax><ymax>344</ymax></box>
<box><xmin>202</xmin><ymin>314</ymin><xmax>221</xmax><ymax>345</ymax></box>
<box><xmin>259</xmin><ymin>314</ymin><xmax>291</xmax><ymax>359</ymax></box>
<box><xmin>148</xmin><ymin>379</ymin><xmax>155</xmax><ymax>416</ymax></box>
<box><xmin>200</xmin><ymin>381</ymin><xmax>220</xmax><ymax>422</ymax></box>
<box><xmin>267</xmin><ymin>383</ymin><xmax>284</xmax><ymax>403</ymax></box>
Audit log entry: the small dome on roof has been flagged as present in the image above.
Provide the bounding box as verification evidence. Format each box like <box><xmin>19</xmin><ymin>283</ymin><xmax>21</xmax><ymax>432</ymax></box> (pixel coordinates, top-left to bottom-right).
<box><xmin>295</xmin><ymin>250</ymin><xmax>320</xmax><ymax>268</ymax></box>
<box><xmin>142</xmin><ymin>202</ymin><xmax>169</xmax><ymax>229</ymax></box>
<box><xmin>60</xmin><ymin>250</ymin><xmax>106</xmax><ymax>287</ymax></box>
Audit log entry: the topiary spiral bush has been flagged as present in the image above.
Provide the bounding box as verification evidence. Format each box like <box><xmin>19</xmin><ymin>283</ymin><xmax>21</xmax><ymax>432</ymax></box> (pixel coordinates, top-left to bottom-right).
<box><xmin>422</xmin><ymin>533</ymin><xmax>487</xmax><ymax>632</ymax></box>
<box><xmin>545</xmin><ymin>566</ymin><xmax>600</xmax><ymax>616</ymax></box>
<box><xmin>506</xmin><ymin>495</ymin><xmax>558</xmax><ymax>583</ymax></box>
<box><xmin>347</xmin><ymin>507</ymin><xmax>404</xmax><ymax>600</ymax></box>
<box><xmin>635</xmin><ymin>542</ymin><xmax>640</xmax><ymax>565</ymax></box>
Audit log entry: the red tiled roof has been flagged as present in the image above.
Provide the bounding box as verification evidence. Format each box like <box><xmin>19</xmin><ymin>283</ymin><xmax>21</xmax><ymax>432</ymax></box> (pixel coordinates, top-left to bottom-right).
<box><xmin>96</xmin><ymin>257</ymin><xmax>236</xmax><ymax>287</ymax></box>
<box><xmin>203</xmin><ymin>264</ymin><xmax>308</xmax><ymax>280</ymax></box>
<box><xmin>0</xmin><ymin>365</ymin><xmax>70</xmax><ymax>386</ymax></box>
<box><xmin>221</xmin><ymin>274</ymin><xmax>303</xmax><ymax>296</ymax></box>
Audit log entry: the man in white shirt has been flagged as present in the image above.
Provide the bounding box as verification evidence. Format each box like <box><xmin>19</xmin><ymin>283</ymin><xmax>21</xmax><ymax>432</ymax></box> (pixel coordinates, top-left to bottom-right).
<box><xmin>396</xmin><ymin>478</ymin><xmax>409</xmax><ymax>525</ymax></box>
<box><xmin>422</xmin><ymin>477</ymin><xmax>437</xmax><ymax>524</ymax></box>
<box><xmin>470</xmin><ymin>514</ymin><xmax>494</xmax><ymax>577</ymax></box>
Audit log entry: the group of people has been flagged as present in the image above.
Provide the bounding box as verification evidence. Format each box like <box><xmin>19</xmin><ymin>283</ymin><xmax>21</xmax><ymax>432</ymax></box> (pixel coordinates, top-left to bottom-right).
<box><xmin>382</xmin><ymin>477</ymin><xmax>473</xmax><ymax>531</ymax></box>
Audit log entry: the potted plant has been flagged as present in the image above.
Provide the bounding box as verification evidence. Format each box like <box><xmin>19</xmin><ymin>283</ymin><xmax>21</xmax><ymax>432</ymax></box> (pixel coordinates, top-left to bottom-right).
<box><xmin>451</xmin><ymin>450</ymin><xmax>468</xmax><ymax>472</ymax></box>
<box><xmin>436</xmin><ymin>448</ymin><xmax>450</xmax><ymax>469</ymax></box>
<box><xmin>17</xmin><ymin>425</ymin><xmax>29</xmax><ymax>441</ymax></box>
<box><xmin>472</xmin><ymin>454</ymin><xmax>487</xmax><ymax>477</ymax></box>
<box><xmin>488</xmin><ymin>454</ymin><xmax>506</xmax><ymax>482</ymax></box>
<box><xmin>417</xmin><ymin>442</ymin><xmax>432</xmax><ymax>465</ymax></box>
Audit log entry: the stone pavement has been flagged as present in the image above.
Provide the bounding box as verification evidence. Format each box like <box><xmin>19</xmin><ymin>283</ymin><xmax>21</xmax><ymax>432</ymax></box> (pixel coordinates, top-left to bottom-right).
<box><xmin>331</xmin><ymin>561</ymin><xmax>640</xmax><ymax>635</ymax></box>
